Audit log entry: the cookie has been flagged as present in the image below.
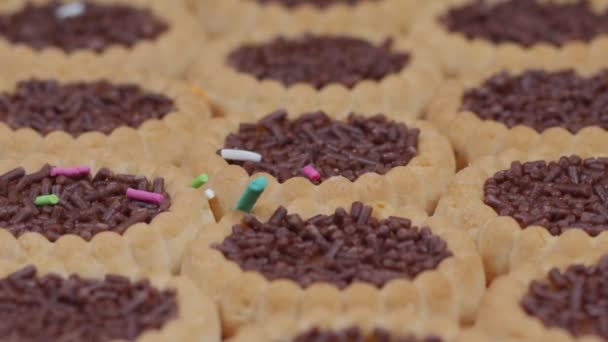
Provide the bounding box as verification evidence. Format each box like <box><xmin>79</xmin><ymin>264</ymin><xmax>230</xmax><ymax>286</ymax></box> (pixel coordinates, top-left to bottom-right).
<box><xmin>182</xmin><ymin>110</ymin><xmax>454</xmax><ymax>218</ymax></box>
<box><xmin>436</xmin><ymin>146</ymin><xmax>608</xmax><ymax>281</ymax></box>
<box><xmin>0</xmin><ymin>152</ymin><xmax>214</xmax><ymax>274</ymax></box>
<box><xmin>411</xmin><ymin>0</ymin><xmax>608</xmax><ymax>77</ymax></box>
<box><xmin>0</xmin><ymin>260</ymin><xmax>220</xmax><ymax>341</ymax></box>
<box><xmin>0</xmin><ymin>0</ymin><xmax>203</xmax><ymax>77</ymax></box>
<box><xmin>476</xmin><ymin>247</ymin><xmax>608</xmax><ymax>341</ymax></box>
<box><xmin>0</xmin><ymin>65</ymin><xmax>212</xmax><ymax>164</ymax></box>
<box><xmin>229</xmin><ymin>311</ymin><xmax>459</xmax><ymax>342</ymax></box>
<box><xmin>190</xmin><ymin>0</ymin><xmax>421</xmax><ymax>37</ymax></box>
<box><xmin>188</xmin><ymin>31</ymin><xmax>440</xmax><ymax>120</ymax></box>
<box><xmin>182</xmin><ymin>199</ymin><xmax>484</xmax><ymax>335</ymax></box>
<box><xmin>428</xmin><ymin>62</ymin><xmax>608</xmax><ymax>167</ymax></box>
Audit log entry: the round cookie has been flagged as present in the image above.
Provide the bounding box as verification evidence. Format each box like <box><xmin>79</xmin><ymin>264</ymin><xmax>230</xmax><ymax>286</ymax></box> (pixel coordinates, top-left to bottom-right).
<box><xmin>0</xmin><ymin>260</ymin><xmax>220</xmax><ymax>341</ymax></box>
<box><xmin>0</xmin><ymin>152</ymin><xmax>214</xmax><ymax>275</ymax></box>
<box><xmin>411</xmin><ymin>0</ymin><xmax>608</xmax><ymax>77</ymax></box>
<box><xmin>0</xmin><ymin>64</ymin><xmax>212</xmax><ymax>165</ymax></box>
<box><xmin>476</xmin><ymin>247</ymin><xmax>608</xmax><ymax>342</ymax></box>
<box><xmin>182</xmin><ymin>198</ymin><xmax>484</xmax><ymax>336</ymax></box>
<box><xmin>182</xmin><ymin>110</ymin><xmax>454</xmax><ymax>218</ymax></box>
<box><xmin>188</xmin><ymin>30</ymin><xmax>440</xmax><ymax>120</ymax></box>
<box><xmin>0</xmin><ymin>0</ymin><xmax>203</xmax><ymax>78</ymax></box>
<box><xmin>428</xmin><ymin>62</ymin><xmax>608</xmax><ymax>167</ymax></box>
<box><xmin>436</xmin><ymin>145</ymin><xmax>608</xmax><ymax>281</ymax></box>
<box><xmin>190</xmin><ymin>0</ymin><xmax>422</xmax><ymax>37</ymax></box>
<box><xmin>229</xmin><ymin>311</ymin><xmax>460</xmax><ymax>342</ymax></box>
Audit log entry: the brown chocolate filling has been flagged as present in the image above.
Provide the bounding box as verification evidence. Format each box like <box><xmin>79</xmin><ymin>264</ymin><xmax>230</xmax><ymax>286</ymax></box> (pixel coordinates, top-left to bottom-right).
<box><xmin>441</xmin><ymin>0</ymin><xmax>608</xmax><ymax>47</ymax></box>
<box><xmin>461</xmin><ymin>69</ymin><xmax>608</xmax><ymax>133</ymax></box>
<box><xmin>0</xmin><ymin>265</ymin><xmax>178</xmax><ymax>342</ymax></box>
<box><xmin>213</xmin><ymin>202</ymin><xmax>452</xmax><ymax>289</ymax></box>
<box><xmin>227</xmin><ymin>34</ymin><xmax>409</xmax><ymax>89</ymax></box>
<box><xmin>293</xmin><ymin>327</ymin><xmax>443</xmax><ymax>342</ymax></box>
<box><xmin>483</xmin><ymin>156</ymin><xmax>608</xmax><ymax>237</ymax></box>
<box><xmin>254</xmin><ymin>0</ymin><xmax>377</xmax><ymax>9</ymax></box>
<box><xmin>0</xmin><ymin>79</ymin><xmax>175</xmax><ymax>137</ymax></box>
<box><xmin>221</xmin><ymin>110</ymin><xmax>419</xmax><ymax>184</ymax></box>
<box><xmin>0</xmin><ymin>165</ymin><xmax>171</xmax><ymax>242</ymax></box>
<box><xmin>521</xmin><ymin>255</ymin><xmax>608</xmax><ymax>340</ymax></box>
<box><xmin>0</xmin><ymin>1</ymin><xmax>168</xmax><ymax>53</ymax></box>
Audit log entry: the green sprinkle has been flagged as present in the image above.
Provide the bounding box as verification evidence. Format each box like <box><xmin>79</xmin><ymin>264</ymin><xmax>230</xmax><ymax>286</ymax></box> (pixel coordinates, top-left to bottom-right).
<box><xmin>35</xmin><ymin>194</ymin><xmax>59</xmax><ymax>206</ymax></box>
<box><xmin>191</xmin><ymin>173</ymin><xmax>209</xmax><ymax>188</ymax></box>
<box><xmin>235</xmin><ymin>176</ymin><xmax>268</xmax><ymax>213</ymax></box>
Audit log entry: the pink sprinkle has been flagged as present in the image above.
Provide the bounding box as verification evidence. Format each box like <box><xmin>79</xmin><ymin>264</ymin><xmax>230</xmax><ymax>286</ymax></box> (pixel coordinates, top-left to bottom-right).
<box><xmin>301</xmin><ymin>165</ymin><xmax>321</xmax><ymax>181</ymax></box>
<box><xmin>50</xmin><ymin>166</ymin><xmax>91</xmax><ymax>177</ymax></box>
<box><xmin>126</xmin><ymin>188</ymin><xmax>164</xmax><ymax>204</ymax></box>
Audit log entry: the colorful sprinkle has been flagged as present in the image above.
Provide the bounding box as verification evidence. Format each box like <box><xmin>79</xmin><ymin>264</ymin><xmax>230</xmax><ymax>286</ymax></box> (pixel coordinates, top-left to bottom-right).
<box><xmin>55</xmin><ymin>2</ymin><xmax>86</xmax><ymax>19</ymax></box>
<box><xmin>50</xmin><ymin>166</ymin><xmax>91</xmax><ymax>177</ymax></box>
<box><xmin>220</xmin><ymin>149</ymin><xmax>262</xmax><ymax>162</ymax></box>
<box><xmin>35</xmin><ymin>194</ymin><xmax>59</xmax><ymax>206</ymax></box>
<box><xmin>191</xmin><ymin>173</ymin><xmax>209</xmax><ymax>188</ymax></box>
<box><xmin>205</xmin><ymin>188</ymin><xmax>221</xmax><ymax>221</ymax></box>
<box><xmin>204</xmin><ymin>188</ymin><xmax>216</xmax><ymax>200</ymax></box>
<box><xmin>126</xmin><ymin>188</ymin><xmax>164</xmax><ymax>204</ymax></box>
<box><xmin>235</xmin><ymin>177</ymin><xmax>268</xmax><ymax>213</ymax></box>
<box><xmin>191</xmin><ymin>85</ymin><xmax>209</xmax><ymax>101</ymax></box>
<box><xmin>301</xmin><ymin>165</ymin><xmax>321</xmax><ymax>181</ymax></box>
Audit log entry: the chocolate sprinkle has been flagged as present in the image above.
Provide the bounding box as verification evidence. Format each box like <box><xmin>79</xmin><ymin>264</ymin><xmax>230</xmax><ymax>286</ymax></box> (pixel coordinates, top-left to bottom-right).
<box><xmin>0</xmin><ymin>265</ymin><xmax>177</xmax><ymax>342</ymax></box>
<box><xmin>521</xmin><ymin>255</ymin><xmax>608</xmax><ymax>340</ymax></box>
<box><xmin>227</xmin><ymin>34</ymin><xmax>409</xmax><ymax>89</ymax></box>
<box><xmin>292</xmin><ymin>327</ymin><xmax>443</xmax><ymax>342</ymax></box>
<box><xmin>221</xmin><ymin>110</ymin><xmax>419</xmax><ymax>184</ymax></box>
<box><xmin>483</xmin><ymin>156</ymin><xmax>608</xmax><ymax>237</ymax></box>
<box><xmin>461</xmin><ymin>69</ymin><xmax>608</xmax><ymax>133</ymax></box>
<box><xmin>0</xmin><ymin>79</ymin><xmax>176</xmax><ymax>137</ymax></box>
<box><xmin>255</xmin><ymin>0</ymin><xmax>377</xmax><ymax>9</ymax></box>
<box><xmin>0</xmin><ymin>165</ymin><xmax>171</xmax><ymax>242</ymax></box>
<box><xmin>213</xmin><ymin>202</ymin><xmax>452</xmax><ymax>289</ymax></box>
<box><xmin>441</xmin><ymin>0</ymin><xmax>608</xmax><ymax>47</ymax></box>
<box><xmin>0</xmin><ymin>1</ymin><xmax>168</xmax><ymax>53</ymax></box>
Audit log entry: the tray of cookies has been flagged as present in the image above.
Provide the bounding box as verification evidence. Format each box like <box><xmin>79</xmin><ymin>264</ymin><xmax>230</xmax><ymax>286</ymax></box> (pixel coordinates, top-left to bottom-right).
<box><xmin>1</xmin><ymin>0</ymin><xmax>608</xmax><ymax>341</ymax></box>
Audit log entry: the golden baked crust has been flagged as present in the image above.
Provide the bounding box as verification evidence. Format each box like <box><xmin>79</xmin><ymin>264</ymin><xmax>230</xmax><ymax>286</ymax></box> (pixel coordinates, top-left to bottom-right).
<box><xmin>181</xmin><ymin>115</ymin><xmax>455</xmax><ymax>217</ymax></box>
<box><xmin>0</xmin><ymin>152</ymin><xmax>215</xmax><ymax>275</ymax></box>
<box><xmin>0</xmin><ymin>0</ymin><xmax>203</xmax><ymax>78</ymax></box>
<box><xmin>190</xmin><ymin>0</ymin><xmax>422</xmax><ymax>37</ymax></box>
<box><xmin>475</xmin><ymin>248</ymin><xmax>608</xmax><ymax>342</ymax></box>
<box><xmin>181</xmin><ymin>198</ymin><xmax>484</xmax><ymax>336</ymax></box>
<box><xmin>452</xmin><ymin>330</ymin><xmax>493</xmax><ymax>342</ymax></box>
<box><xmin>228</xmin><ymin>311</ymin><xmax>460</xmax><ymax>342</ymax></box>
<box><xmin>187</xmin><ymin>30</ymin><xmax>441</xmax><ymax>120</ymax></box>
<box><xmin>427</xmin><ymin>61</ymin><xmax>608</xmax><ymax>167</ymax></box>
<box><xmin>0</xmin><ymin>64</ymin><xmax>212</xmax><ymax>165</ymax></box>
<box><xmin>435</xmin><ymin>147</ymin><xmax>608</xmax><ymax>282</ymax></box>
<box><xmin>0</xmin><ymin>258</ymin><xmax>221</xmax><ymax>342</ymax></box>
<box><xmin>410</xmin><ymin>0</ymin><xmax>608</xmax><ymax>77</ymax></box>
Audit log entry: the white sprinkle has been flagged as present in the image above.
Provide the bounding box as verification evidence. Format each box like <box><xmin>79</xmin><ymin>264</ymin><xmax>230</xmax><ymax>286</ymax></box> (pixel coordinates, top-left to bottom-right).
<box><xmin>204</xmin><ymin>189</ymin><xmax>216</xmax><ymax>200</ymax></box>
<box><xmin>220</xmin><ymin>149</ymin><xmax>262</xmax><ymax>162</ymax></box>
<box><xmin>56</xmin><ymin>2</ymin><xmax>86</xmax><ymax>19</ymax></box>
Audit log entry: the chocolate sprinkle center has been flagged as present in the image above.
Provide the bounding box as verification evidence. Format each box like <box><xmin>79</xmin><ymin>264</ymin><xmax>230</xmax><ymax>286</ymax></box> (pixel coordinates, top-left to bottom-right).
<box><xmin>254</xmin><ymin>0</ymin><xmax>377</xmax><ymax>9</ymax></box>
<box><xmin>221</xmin><ymin>110</ymin><xmax>419</xmax><ymax>184</ymax></box>
<box><xmin>521</xmin><ymin>255</ymin><xmax>608</xmax><ymax>340</ymax></box>
<box><xmin>0</xmin><ymin>79</ymin><xmax>176</xmax><ymax>137</ymax></box>
<box><xmin>227</xmin><ymin>34</ymin><xmax>409</xmax><ymax>89</ymax></box>
<box><xmin>441</xmin><ymin>0</ymin><xmax>608</xmax><ymax>47</ymax></box>
<box><xmin>0</xmin><ymin>1</ymin><xmax>168</xmax><ymax>53</ymax></box>
<box><xmin>292</xmin><ymin>327</ymin><xmax>443</xmax><ymax>342</ymax></box>
<box><xmin>0</xmin><ymin>266</ymin><xmax>178</xmax><ymax>342</ymax></box>
<box><xmin>461</xmin><ymin>69</ymin><xmax>608</xmax><ymax>133</ymax></box>
<box><xmin>483</xmin><ymin>156</ymin><xmax>608</xmax><ymax>237</ymax></box>
<box><xmin>213</xmin><ymin>202</ymin><xmax>452</xmax><ymax>289</ymax></box>
<box><xmin>0</xmin><ymin>165</ymin><xmax>171</xmax><ymax>242</ymax></box>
